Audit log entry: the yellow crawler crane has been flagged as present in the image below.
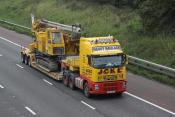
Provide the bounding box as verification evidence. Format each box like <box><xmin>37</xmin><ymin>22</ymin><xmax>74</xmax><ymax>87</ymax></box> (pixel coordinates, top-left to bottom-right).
<box><xmin>21</xmin><ymin>15</ymin><xmax>128</xmax><ymax>97</ymax></box>
<box><xmin>21</xmin><ymin>14</ymin><xmax>80</xmax><ymax>71</ymax></box>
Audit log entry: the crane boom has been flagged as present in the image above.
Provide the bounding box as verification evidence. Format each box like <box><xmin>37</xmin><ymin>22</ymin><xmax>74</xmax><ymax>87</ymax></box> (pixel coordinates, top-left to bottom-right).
<box><xmin>31</xmin><ymin>14</ymin><xmax>81</xmax><ymax>34</ymax></box>
<box><xmin>41</xmin><ymin>19</ymin><xmax>81</xmax><ymax>33</ymax></box>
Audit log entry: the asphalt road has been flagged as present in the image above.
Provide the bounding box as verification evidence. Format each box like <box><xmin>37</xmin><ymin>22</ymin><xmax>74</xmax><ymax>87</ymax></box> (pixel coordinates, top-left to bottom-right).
<box><xmin>0</xmin><ymin>27</ymin><xmax>175</xmax><ymax>117</ymax></box>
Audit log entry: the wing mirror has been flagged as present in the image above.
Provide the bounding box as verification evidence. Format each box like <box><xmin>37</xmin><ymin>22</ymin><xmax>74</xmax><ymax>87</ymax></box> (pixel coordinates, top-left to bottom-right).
<box><xmin>122</xmin><ymin>54</ymin><xmax>128</xmax><ymax>65</ymax></box>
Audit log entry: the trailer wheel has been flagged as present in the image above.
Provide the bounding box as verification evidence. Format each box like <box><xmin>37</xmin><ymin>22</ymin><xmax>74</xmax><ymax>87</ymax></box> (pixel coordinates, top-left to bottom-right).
<box><xmin>83</xmin><ymin>82</ymin><xmax>91</xmax><ymax>98</ymax></box>
<box><xmin>28</xmin><ymin>57</ymin><xmax>31</xmax><ymax>67</ymax></box>
<box><xmin>21</xmin><ymin>53</ymin><xmax>25</xmax><ymax>63</ymax></box>
<box><xmin>25</xmin><ymin>55</ymin><xmax>29</xmax><ymax>65</ymax></box>
<box><xmin>63</xmin><ymin>74</ymin><xmax>69</xmax><ymax>87</ymax></box>
<box><xmin>69</xmin><ymin>78</ymin><xmax>75</xmax><ymax>90</ymax></box>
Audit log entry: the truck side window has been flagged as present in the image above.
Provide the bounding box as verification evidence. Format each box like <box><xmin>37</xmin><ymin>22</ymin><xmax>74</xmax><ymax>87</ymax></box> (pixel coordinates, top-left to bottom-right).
<box><xmin>52</xmin><ymin>32</ymin><xmax>61</xmax><ymax>43</ymax></box>
<box><xmin>48</xmin><ymin>32</ymin><xmax>51</xmax><ymax>43</ymax></box>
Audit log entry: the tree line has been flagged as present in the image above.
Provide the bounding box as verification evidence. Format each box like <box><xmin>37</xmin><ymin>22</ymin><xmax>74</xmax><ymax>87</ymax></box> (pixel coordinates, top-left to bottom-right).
<box><xmin>94</xmin><ymin>0</ymin><xmax>175</xmax><ymax>34</ymax></box>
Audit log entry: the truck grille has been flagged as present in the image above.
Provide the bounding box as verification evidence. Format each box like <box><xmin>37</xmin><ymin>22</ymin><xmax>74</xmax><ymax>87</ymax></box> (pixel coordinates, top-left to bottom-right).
<box><xmin>104</xmin><ymin>82</ymin><xmax>116</xmax><ymax>91</ymax></box>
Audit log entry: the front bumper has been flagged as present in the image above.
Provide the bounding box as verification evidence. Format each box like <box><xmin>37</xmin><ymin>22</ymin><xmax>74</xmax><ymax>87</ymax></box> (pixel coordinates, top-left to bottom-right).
<box><xmin>88</xmin><ymin>80</ymin><xmax>127</xmax><ymax>95</ymax></box>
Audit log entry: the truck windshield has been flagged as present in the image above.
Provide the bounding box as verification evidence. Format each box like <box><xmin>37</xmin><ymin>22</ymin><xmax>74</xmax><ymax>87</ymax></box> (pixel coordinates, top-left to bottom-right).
<box><xmin>92</xmin><ymin>55</ymin><xmax>124</xmax><ymax>69</ymax></box>
<box><xmin>52</xmin><ymin>32</ymin><xmax>61</xmax><ymax>43</ymax></box>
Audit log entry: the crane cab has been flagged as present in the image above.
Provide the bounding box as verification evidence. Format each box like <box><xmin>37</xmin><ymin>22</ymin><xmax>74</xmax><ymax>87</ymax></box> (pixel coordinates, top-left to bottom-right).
<box><xmin>31</xmin><ymin>28</ymin><xmax>65</xmax><ymax>56</ymax></box>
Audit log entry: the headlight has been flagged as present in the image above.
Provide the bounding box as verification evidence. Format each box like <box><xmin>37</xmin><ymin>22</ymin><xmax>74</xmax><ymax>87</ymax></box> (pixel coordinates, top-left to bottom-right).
<box><xmin>95</xmin><ymin>84</ymin><xmax>99</xmax><ymax>90</ymax></box>
<box><xmin>123</xmin><ymin>82</ymin><xmax>126</xmax><ymax>88</ymax></box>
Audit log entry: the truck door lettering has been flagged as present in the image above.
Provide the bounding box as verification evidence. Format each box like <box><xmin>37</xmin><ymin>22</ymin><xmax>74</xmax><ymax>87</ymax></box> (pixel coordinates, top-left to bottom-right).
<box><xmin>98</xmin><ymin>69</ymin><xmax>103</xmax><ymax>75</ymax></box>
<box><xmin>104</xmin><ymin>69</ymin><xmax>109</xmax><ymax>74</ymax></box>
<box><xmin>110</xmin><ymin>68</ymin><xmax>115</xmax><ymax>74</ymax></box>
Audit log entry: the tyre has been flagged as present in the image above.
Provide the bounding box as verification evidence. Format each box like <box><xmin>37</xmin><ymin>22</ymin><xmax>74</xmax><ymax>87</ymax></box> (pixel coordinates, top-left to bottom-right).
<box><xmin>83</xmin><ymin>82</ymin><xmax>91</xmax><ymax>98</ymax></box>
<box><xmin>63</xmin><ymin>74</ymin><xmax>69</xmax><ymax>87</ymax></box>
<box><xmin>117</xmin><ymin>92</ymin><xmax>123</xmax><ymax>97</ymax></box>
<box><xmin>28</xmin><ymin>57</ymin><xmax>31</xmax><ymax>67</ymax></box>
<box><xmin>69</xmin><ymin>78</ymin><xmax>75</xmax><ymax>90</ymax></box>
<box><xmin>21</xmin><ymin>53</ymin><xmax>25</xmax><ymax>63</ymax></box>
<box><xmin>25</xmin><ymin>55</ymin><xmax>29</xmax><ymax>65</ymax></box>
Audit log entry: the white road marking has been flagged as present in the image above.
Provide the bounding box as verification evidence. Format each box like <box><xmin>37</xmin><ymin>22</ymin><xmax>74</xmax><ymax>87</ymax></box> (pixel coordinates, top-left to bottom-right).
<box><xmin>43</xmin><ymin>79</ymin><xmax>53</xmax><ymax>85</ymax></box>
<box><xmin>0</xmin><ymin>33</ymin><xmax>175</xmax><ymax>116</ymax></box>
<box><xmin>81</xmin><ymin>101</ymin><xmax>96</xmax><ymax>110</ymax></box>
<box><xmin>125</xmin><ymin>92</ymin><xmax>175</xmax><ymax>116</ymax></box>
<box><xmin>0</xmin><ymin>54</ymin><xmax>2</xmax><ymax>56</ymax></box>
<box><xmin>25</xmin><ymin>106</ymin><xmax>36</xmax><ymax>115</ymax></box>
<box><xmin>0</xmin><ymin>36</ymin><xmax>24</xmax><ymax>48</ymax></box>
<box><xmin>0</xmin><ymin>85</ymin><xmax>4</xmax><ymax>89</ymax></box>
<box><xmin>16</xmin><ymin>64</ymin><xmax>24</xmax><ymax>69</ymax></box>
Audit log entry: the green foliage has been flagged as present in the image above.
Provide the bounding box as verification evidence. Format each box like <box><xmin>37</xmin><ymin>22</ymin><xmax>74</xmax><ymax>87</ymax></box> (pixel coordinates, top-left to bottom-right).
<box><xmin>137</xmin><ymin>0</ymin><xmax>175</xmax><ymax>34</ymax></box>
<box><xmin>80</xmin><ymin>0</ymin><xmax>136</xmax><ymax>8</ymax></box>
<box><xmin>121</xmin><ymin>34</ymin><xmax>175</xmax><ymax>68</ymax></box>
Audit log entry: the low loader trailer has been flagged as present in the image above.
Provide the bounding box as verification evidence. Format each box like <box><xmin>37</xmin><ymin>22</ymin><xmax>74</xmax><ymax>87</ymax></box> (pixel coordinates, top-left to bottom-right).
<box><xmin>21</xmin><ymin>15</ymin><xmax>128</xmax><ymax>97</ymax></box>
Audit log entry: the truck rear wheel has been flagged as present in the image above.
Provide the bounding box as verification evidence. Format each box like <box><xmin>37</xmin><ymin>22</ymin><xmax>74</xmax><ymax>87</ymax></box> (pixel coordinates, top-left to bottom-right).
<box><xmin>69</xmin><ymin>78</ymin><xmax>75</xmax><ymax>90</ymax></box>
<box><xmin>83</xmin><ymin>82</ymin><xmax>91</xmax><ymax>98</ymax></box>
<box><xmin>63</xmin><ymin>75</ymin><xmax>69</xmax><ymax>87</ymax></box>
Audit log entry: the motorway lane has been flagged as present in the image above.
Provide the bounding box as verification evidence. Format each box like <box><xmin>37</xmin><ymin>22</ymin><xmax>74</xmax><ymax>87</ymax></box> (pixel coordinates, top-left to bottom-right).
<box><xmin>0</xmin><ymin>86</ymin><xmax>33</xmax><ymax>117</ymax></box>
<box><xmin>0</xmin><ymin>27</ymin><xmax>175</xmax><ymax>117</ymax></box>
<box><xmin>0</xmin><ymin>35</ymin><xmax>174</xmax><ymax>117</ymax></box>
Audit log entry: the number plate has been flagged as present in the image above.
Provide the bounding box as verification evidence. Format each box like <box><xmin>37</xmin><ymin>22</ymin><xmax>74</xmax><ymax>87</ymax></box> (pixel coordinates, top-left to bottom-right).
<box><xmin>104</xmin><ymin>76</ymin><xmax>117</xmax><ymax>81</ymax></box>
<box><xmin>107</xmin><ymin>90</ymin><xmax>116</xmax><ymax>94</ymax></box>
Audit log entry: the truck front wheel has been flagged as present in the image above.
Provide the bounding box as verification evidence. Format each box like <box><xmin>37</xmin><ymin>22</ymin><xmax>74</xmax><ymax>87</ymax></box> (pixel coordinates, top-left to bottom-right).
<box><xmin>117</xmin><ymin>92</ymin><xmax>123</xmax><ymax>97</ymax></box>
<box><xmin>83</xmin><ymin>82</ymin><xmax>91</xmax><ymax>98</ymax></box>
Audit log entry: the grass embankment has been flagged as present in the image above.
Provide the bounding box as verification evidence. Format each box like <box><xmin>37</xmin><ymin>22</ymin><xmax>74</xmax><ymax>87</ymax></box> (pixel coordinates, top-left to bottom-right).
<box><xmin>0</xmin><ymin>0</ymin><xmax>174</xmax><ymax>86</ymax></box>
